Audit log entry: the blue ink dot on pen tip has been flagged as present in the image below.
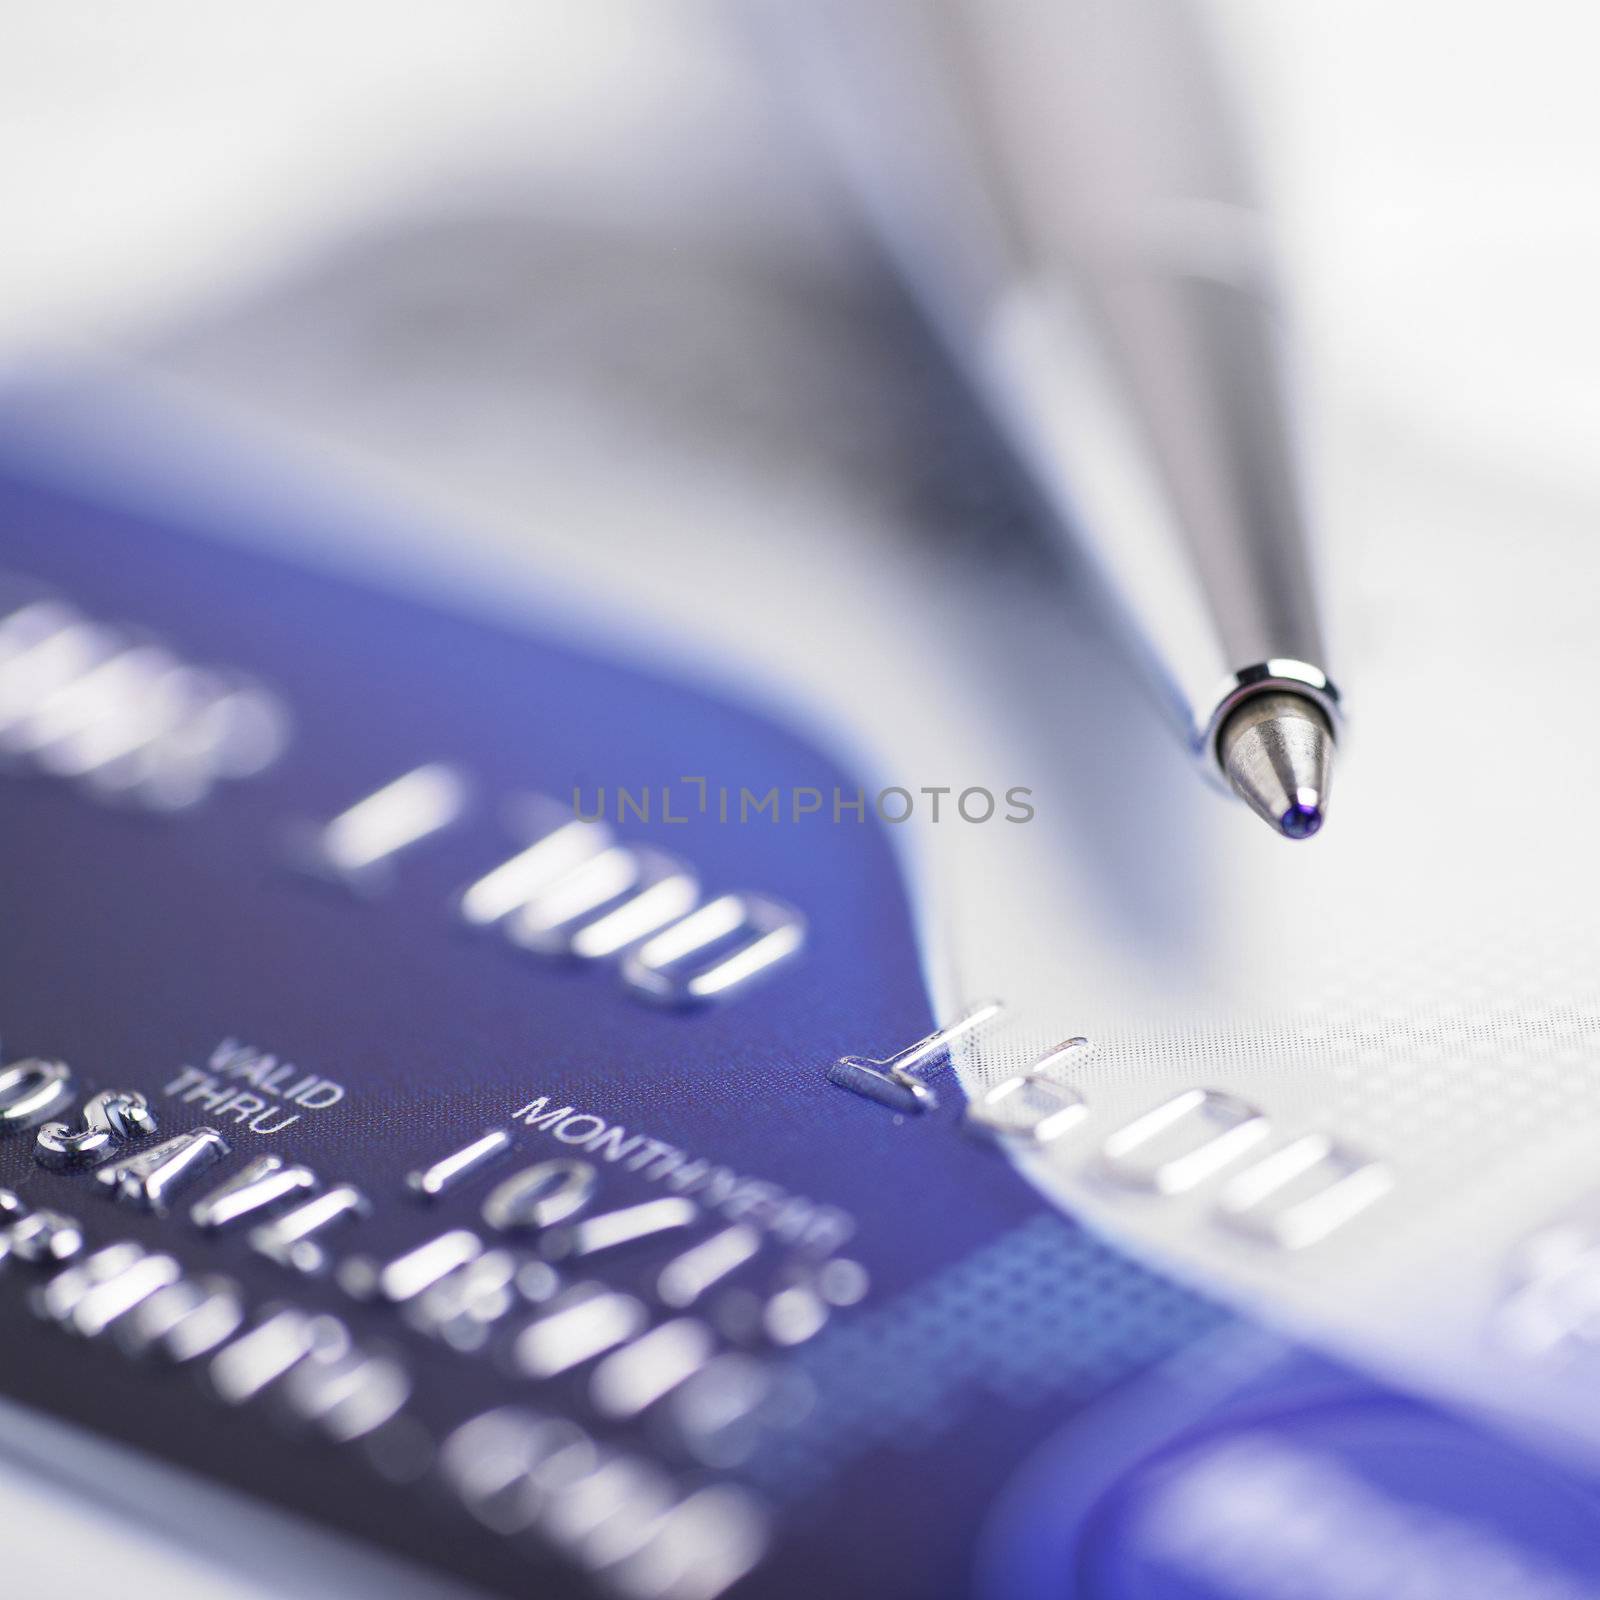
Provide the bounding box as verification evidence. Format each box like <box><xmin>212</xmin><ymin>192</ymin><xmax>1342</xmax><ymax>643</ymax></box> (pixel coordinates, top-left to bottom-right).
<box><xmin>1280</xmin><ymin>794</ymin><xmax>1324</xmax><ymax>840</ymax></box>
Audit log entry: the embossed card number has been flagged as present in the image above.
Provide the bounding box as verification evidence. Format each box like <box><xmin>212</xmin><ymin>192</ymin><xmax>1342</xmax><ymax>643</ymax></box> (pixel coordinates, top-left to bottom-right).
<box><xmin>299</xmin><ymin>772</ymin><xmax>808</xmax><ymax>1007</ymax></box>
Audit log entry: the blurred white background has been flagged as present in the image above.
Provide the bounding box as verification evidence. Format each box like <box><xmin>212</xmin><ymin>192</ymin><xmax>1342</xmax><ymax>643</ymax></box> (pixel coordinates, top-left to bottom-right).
<box><xmin>1</xmin><ymin>1</ymin><xmax>1597</xmax><ymax>494</ymax></box>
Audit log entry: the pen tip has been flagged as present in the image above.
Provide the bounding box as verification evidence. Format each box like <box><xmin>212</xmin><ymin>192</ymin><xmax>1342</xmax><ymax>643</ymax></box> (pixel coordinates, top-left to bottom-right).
<box><xmin>1219</xmin><ymin>692</ymin><xmax>1335</xmax><ymax>842</ymax></box>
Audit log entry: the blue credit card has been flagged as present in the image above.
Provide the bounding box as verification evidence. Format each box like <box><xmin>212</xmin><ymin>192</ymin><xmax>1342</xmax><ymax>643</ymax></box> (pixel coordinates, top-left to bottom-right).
<box><xmin>0</xmin><ymin>420</ymin><xmax>1596</xmax><ymax>1600</ymax></box>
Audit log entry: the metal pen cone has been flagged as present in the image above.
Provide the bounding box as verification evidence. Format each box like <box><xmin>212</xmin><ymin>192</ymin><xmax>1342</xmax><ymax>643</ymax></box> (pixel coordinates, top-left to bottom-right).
<box><xmin>1219</xmin><ymin>693</ymin><xmax>1335</xmax><ymax>841</ymax></box>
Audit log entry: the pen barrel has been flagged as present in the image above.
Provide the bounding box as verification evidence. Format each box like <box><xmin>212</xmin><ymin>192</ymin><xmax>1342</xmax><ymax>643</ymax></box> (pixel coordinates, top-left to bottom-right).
<box><xmin>782</xmin><ymin>0</ymin><xmax>1339</xmax><ymax>768</ymax></box>
<box><xmin>1079</xmin><ymin>247</ymin><xmax>1336</xmax><ymax>758</ymax></box>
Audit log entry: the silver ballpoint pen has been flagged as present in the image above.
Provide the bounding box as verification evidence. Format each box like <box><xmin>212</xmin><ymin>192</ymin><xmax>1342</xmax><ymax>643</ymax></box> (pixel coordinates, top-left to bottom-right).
<box><xmin>783</xmin><ymin>0</ymin><xmax>1341</xmax><ymax>839</ymax></box>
